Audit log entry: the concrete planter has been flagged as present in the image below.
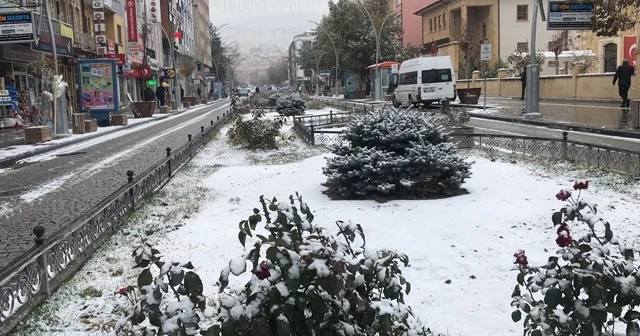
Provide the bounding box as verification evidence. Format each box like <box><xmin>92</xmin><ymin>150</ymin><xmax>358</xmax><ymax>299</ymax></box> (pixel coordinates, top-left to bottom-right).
<box><xmin>84</xmin><ymin>119</ymin><xmax>98</xmax><ymax>133</ymax></box>
<box><xmin>456</xmin><ymin>88</ymin><xmax>481</xmax><ymax>105</ymax></box>
<box><xmin>110</xmin><ymin>114</ymin><xmax>128</xmax><ymax>125</ymax></box>
<box><xmin>446</xmin><ymin>126</ymin><xmax>474</xmax><ymax>149</ymax></box>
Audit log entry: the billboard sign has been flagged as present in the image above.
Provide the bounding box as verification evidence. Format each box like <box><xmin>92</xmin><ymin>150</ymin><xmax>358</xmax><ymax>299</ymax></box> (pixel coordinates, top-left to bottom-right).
<box><xmin>0</xmin><ymin>12</ymin><xmax>35</xmax><ymax>44</ymax></box>
<box><xmin>77</xmin><ymin>59</ymin><xmax>119</xmax><ymax>113</ymax></box>
<box><xmin>548</xmin><ymin>1</ymin><xmax>593</xmax><ymax>30</ymax></box>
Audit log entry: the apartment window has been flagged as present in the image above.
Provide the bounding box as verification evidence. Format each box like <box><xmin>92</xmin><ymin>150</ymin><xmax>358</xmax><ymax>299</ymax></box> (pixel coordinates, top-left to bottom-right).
<box><xmin>437</xmin><ymin>15</ymin><xmax>441</xmax><ymax>29</ymax></box>
<box><xmin>517</xmin><ymin>42</ymin><xmax>529</xmax><ymax>52</ymax></box>
<box><xmin>117</xmin><ymin>25</ymin><xmax>122</xmax><ymax>44</ymax></box>
<box><xmin>442</xmin><ymin>13</ymin><xmax>446</xmax><ymax>29</ymax></box>
<box><xmin>429</xmin><ymin>18</ymin><xmax>433</xmax><ymax>32</ymax></box>
<box><xmin>517</xmin><ymin>5</ymin><xmax>528</xmax><ymax>21</ymax></box>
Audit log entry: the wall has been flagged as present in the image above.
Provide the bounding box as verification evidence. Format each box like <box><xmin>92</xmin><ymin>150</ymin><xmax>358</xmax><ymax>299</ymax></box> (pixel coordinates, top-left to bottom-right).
<box><xmin>457</xmin><ymin>71</ymin><xmax>639</xmax><ymax>100</ymax></box>
<box><xmin>401</xmin><ymin>0</ymin><xmax>432</xmax><ymax>47</ymax></box>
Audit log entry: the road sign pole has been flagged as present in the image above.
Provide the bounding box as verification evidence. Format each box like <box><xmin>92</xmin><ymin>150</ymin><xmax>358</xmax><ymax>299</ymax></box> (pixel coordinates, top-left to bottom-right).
<box><xmin>480</xmin><ymin>43</ymin><xmax>491</xmax><ymax>111</ymax></box>
<box><xmin>483</xmin><ymin>60</ymin><xmax>487</xmax><ymax>111</ymax></box>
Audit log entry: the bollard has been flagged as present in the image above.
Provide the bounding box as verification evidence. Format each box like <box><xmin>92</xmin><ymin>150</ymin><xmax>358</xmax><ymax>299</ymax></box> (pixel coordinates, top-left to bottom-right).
<box><xmin>127</xmin><ymin>170</ymin><xmax>135</xmax><ymax>209</ymax></box>
<box><xmin>562</xmin><ymin>132</ymin><xmax>568</xmax><ymax>160</ymax></box>
<box><xmin>166</xmin><ymin>147</ymin><xmax>172</xmax><ymax>177</ymax></box>
<box><xmin>33</xmin><ymin>225</ymin><xmax>45</xmax><ymax>245</ymax></box>
<box><xmin>211</xmin><ymin>120</ymin><xmax>214</xmax><ymax>126</ymax></box>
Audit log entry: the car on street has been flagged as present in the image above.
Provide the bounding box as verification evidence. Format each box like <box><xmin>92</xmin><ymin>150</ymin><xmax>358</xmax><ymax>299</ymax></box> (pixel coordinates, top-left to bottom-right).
<box><xmin>237</xmin><ymin>88</ymin><xmax>251</xmax><ymax>97</ymax></box>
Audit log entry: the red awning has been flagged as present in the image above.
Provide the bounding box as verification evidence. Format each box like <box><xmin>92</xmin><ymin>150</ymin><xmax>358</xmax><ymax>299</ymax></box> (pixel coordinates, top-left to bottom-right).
<box><xmin>365</xmin><ymin>61</ymin><xmax>401</xmax><ymax>70</ymax></box>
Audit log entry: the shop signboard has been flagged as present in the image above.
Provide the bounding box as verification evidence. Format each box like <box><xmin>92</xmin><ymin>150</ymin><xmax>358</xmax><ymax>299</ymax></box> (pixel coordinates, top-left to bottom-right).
<box><xmin>126</xmin><ymin>0</ymin><xmax>138</xmax><ymax>42</ymax></box>
<box><xmin>548</xmin><ymin>1</ymin><xmax>593</xmax><ymax>30</ymax></box>
<box><xmin>77</xmin><ymin>59</ymin><xmax>119</xmax><ymax>119</ymax></box>
<box><xmin>0</xmin><ymin>11</ymin><xmax>36</xmax><ymax>44</ymax></box>
<box><xmin>2</xmin><ymin>44</ymin><xmax>38</xmax><ymax>63</ymax></box>
<box><xmin>104</xmin><ymin>53</ymin><xmax>125</xmax><ymax>65</ymax></box>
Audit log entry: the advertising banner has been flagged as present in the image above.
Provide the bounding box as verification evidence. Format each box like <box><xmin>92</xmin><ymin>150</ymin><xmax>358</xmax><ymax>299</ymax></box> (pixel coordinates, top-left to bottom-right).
<box><xmin>624</xmin><ymin>36</ymin><xmax>637</xmax><ymax>70</ymax></box>
<box><xmin>548</xmin><ymin>1</ymin><xmax>593</xmax><ymax>30</ymax></box>
<box><xmin>77</xmin><ymin>59</ymin><xmax>119</xmax><ymax>114</ymax></box>
<box><xmin>0</xmin><ymin>11</ymin><xmax>35</xmax><ymax>44</ymax></box>
<box><xmin>126</xmin><ymin>0</ymin><xmax>137</xmax><ymax>42</ymax></box>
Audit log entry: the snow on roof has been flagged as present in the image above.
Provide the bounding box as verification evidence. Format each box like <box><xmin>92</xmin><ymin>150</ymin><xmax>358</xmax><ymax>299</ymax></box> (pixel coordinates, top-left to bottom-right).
<box><xmin>542</xmin><ymin>50</ymin><xmax>596</xmax><ymax>58</ymax></box>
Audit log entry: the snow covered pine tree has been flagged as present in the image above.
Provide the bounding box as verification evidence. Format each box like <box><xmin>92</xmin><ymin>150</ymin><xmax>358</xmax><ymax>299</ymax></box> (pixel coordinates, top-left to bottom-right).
<box><xmin>323</xmin><ymin>107</ymin><xmax>472</xmax><ymax>199</ymax></box>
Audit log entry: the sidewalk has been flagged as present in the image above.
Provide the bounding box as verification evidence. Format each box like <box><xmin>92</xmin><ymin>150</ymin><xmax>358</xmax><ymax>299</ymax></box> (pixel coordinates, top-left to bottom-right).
<box><xmin>0</xmin><ymin>101</ymin><xmax>225</xmax><ymax>168</ymax></box>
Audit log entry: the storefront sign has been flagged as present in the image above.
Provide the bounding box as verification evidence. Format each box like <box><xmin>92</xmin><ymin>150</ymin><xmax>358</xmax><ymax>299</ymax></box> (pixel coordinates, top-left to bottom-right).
<box><xmin>0</xmin><ymin>11</ymin><xmax>35</xmax><ymax>44</ymax></box>
<box><xmin>548</xmin><ymin>1</ymin><xmax>593</xmax><ymax>30</ymax></box>
<box><xmin>123</xmin><ymin>65</ymin><xmax>151</xmax><ymax>78</ymax></box>
<box><xmin>104</xmin><ymin>53</ymin><xmax>125</xmax><ymax>65</ymax></box>
<box><xmin>147</xmin><ymin>79</ymin><xmax>157</xmax><ymax>86</ymax></box>
<box><xmin>31</xmin><ymin>13</ymin><xmax>73</xmax><ymax>56</ymax></box>
<box><xmin>147</xmin><ymin>56</ymin><xmax>159</xmax><ymax>71</ymax></box>
<box><xmin>624</xmin><ymin>36</ymin><xmax>637</xmax><ymax>70</ymax></box>
<box><xmin>2</xmin><ymin>44</ymin><xmax>38</xmax><ymax>62</ymax></box>
<box><xmin>77</xmin><ymin>59</ymin><xmax>119</xmax><ymax>113</ymax></box>
<box><xmin>126</xmin><ymin>0</ymin><xmax>138</xmax><ymax>42</ymax></box>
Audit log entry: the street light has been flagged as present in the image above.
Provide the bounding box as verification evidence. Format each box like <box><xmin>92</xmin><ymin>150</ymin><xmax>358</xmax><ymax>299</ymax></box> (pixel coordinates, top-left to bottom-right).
<box><xmin>309</xmin><ymin>20</ymin><xmax>339</xmax><ymax>99</ymax></box>
<box><xmin>355</xmin><ymin>0</ymin><xmax>394</xmax><ymax>101</ymax></box>
<box><xmin>156</xmin><ymin>23</ymin><xmax>181</xmax><ymax>109</ymax></box>
<box><xmin>212</xmin><ymin>41</ymin><xmax>237</xmax><ymax>99</ymax></box>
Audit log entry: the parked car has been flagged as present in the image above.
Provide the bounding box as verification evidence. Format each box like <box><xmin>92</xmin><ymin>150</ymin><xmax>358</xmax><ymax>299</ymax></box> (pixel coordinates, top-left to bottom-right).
<box><xmin>237</xmin><ymin>88</ymin><xmax>251</xmax><ymax>97</ymax></box>
<box><xmin>393</xmin><ymin>55</ymin><xmax>456</xmax><ymax>108</ymax></box>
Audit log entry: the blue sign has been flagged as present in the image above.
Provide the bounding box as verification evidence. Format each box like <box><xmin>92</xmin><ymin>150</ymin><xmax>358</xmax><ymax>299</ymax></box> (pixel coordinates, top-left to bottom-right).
<box><xmin>77</xmin><ymin>59</ymin><xmax>119</xmax><ymax>126</ymax></box>
<box><xmin>548</xmin><ymin>1</ymin><xmax>593</xmax><ymax>30</ymax></box>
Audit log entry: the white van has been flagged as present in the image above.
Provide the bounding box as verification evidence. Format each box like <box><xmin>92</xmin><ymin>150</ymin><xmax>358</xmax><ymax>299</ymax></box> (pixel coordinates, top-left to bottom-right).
<box><xmin>393</xmin><ymin>55</ymin><xmax>456</xmax><ymax>108</ymax></box>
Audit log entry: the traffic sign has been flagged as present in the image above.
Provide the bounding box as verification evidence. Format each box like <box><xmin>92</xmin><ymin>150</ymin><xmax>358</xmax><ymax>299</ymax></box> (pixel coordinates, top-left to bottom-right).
<box><xmin>391</xmin><ymin>64</ymin><xmax>398</xmax><ymax>74</ymax></box>
<box><xmin>480</xmin><ymin>44</ymin><xmax>492</xmax><ymax>61</ymax></box>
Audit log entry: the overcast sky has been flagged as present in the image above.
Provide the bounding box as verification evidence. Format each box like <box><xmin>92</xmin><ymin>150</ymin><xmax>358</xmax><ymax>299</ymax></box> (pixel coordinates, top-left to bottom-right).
<box><xmin>209</xmin><ymin>0</ymin><xmax>330</xmax><ymax>52</ymax></box>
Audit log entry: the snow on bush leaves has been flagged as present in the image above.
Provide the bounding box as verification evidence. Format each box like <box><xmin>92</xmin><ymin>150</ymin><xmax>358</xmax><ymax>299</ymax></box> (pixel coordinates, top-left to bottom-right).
<box><xmin>206</xmin><ymin>194</ymin><xmax>432</xmax><ymax>336</ymax></box>
<box><xmin>323</xmin><ymin>107</ymin><xmax>472</xmax><ymax>199</ymax></box>
<box><xmin>227</xmin><ymin>108</ymin><xmax>285</xmax><ymax>150</ymax></box>
<box><xmin>511</xmin><ymin>182</ymin><xmax>640</xmax><ymax>336</ymax></box>
<box><xmin>276</xmin><ymin>94</ymin><xmax>306</xmax><ymax>116</ymax></box>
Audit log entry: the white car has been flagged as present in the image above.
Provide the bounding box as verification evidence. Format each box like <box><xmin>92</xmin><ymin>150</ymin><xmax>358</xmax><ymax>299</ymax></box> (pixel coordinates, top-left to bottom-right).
<box><xmin>393</xmin><ymin>55</ymin><xmax>456</xmax><ymax>108</ymax></box>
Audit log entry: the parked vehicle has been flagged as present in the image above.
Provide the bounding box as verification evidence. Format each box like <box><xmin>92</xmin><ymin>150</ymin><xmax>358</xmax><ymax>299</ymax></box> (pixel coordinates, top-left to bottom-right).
<box><xmin>237</xmin><ymin>88</ymin><xmax>251</xmax><ymax>97</ymax></box>
<box><xmin>393</xmin><ymin>55</ymin><xmax>456</xmax><ymax>108</ymax></box>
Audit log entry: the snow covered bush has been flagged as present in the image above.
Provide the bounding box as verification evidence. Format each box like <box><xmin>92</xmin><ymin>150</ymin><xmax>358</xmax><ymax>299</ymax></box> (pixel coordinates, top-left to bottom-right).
<box><xmin>305</xmin><ymin>99</ymin><xmax>325</xmax><ymax>110</ymax></box>
<box><xmin>323</xmin><ymin>107</ymin><xmax>472</xmax><ymax>200</ymax></box>
<box><xmin>511</xmin><ymin>181</ymin><xmax>640</xmax><ymax>336</ymax></box>
<box><xmin>230</xmin><ymin>91</ymin><xmax>240</xmax><ymax>113</ymax></box>
<box><xmin>114</xmin><ymin>242</ymin><xmax>206</xmax><ymax>335</ymax></box>
<box><xmin>206</xmin><ymin>194</ymin><xmax>431</xmax><ymax>335</ymax></box>
<box><xmin>276</xmin><ymin>94</ymin><xmax>306</xmax><ymax>116</ymax></box>
<box><xmin>268</xmin><ymin>92</ymin><xmax>283</xmax><ymax>107</ymax></box>
<box><xmin>227</xmin><ymin>108</ymin><xmax>284</xmax><ymax>150</ymax></box>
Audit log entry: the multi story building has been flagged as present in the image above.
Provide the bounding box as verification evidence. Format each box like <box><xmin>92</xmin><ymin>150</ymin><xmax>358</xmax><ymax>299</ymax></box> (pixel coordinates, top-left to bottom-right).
<box><xmin>287</xmin><ymin>31</ymin><xmax>316</xmax><ymax>87</ymax></box>
<box><xmin>193</xmin><ymin>0</ymin><xmax>212</xmax><ymax>94</ymax></box>
<box><xmin>391</xmin><ymin>0</ymin><xmax>433</xmax><ymax>47</ymax></box>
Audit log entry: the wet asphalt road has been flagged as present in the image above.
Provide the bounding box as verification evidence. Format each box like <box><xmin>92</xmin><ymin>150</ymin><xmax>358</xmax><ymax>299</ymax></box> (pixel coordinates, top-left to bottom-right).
<box><xmin>0</xmin><ymin>101</ymin><xmax>230</xmax><ymax>270</ymax></box>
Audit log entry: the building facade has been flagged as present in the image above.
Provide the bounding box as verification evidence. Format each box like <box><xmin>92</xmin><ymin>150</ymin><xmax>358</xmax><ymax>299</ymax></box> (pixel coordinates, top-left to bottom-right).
<box><xmin>392</xmin><ymin>0</ymin><xmax>434</xmax><ymax>47</ymax></box>
<box><xmin>287</xmin><ymin>31</ymin><xmax>316</xmax><ymax>87</ymax></box>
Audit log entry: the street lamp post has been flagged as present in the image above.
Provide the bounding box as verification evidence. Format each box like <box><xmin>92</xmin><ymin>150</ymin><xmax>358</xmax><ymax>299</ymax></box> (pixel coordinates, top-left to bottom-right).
<box><xmin>213</xmin><ymin>40</ymin><xmax>237</xmax><ymax>99</ymax></box>
<box><xmin>157</xmin><ymin>24</ymin><xmax>180</xmax><ymax>110</ymax></box>
<box><xmin>310</xmin><ymin>20</ymin><xmax>339</xmax><ymax>99</ymax></box>
<box><xmin>298</xmin><ymin>40</ymin><xmax>325</xmax><ymax>96</ymax></box>
<box><xmin>355</xmin><ymin>0</ymin><xmax>393</xmax><ymax>101</ymax></box>
<box><xmin>525</xmin><ymin>0</ymin><xmax>545</xmax><ymax>118</ymax></box>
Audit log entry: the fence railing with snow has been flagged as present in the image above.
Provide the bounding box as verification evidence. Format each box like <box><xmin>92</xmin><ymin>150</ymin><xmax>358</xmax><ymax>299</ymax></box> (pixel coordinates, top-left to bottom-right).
<box><xmin>0</xmin><ymin>110</ymin><xmax>234</xmax><ymax>335</ymax></box>
<box><xmin>300</xmin><ymin>97</ymin><xmax>640</xmax><ymax>176</ymax></box>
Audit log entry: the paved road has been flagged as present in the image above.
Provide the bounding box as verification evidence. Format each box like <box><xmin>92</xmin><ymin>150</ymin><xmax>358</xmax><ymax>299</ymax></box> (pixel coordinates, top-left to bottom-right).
<box><xmin>0</xmin><ymin>101</ymin><xmax>230</xmax><ymax>270</ymax></box>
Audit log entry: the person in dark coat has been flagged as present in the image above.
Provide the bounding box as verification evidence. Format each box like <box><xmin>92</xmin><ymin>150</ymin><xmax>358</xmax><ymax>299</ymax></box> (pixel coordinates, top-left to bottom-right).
<box><xmin>143</xmin><ymin>86</ymin><xmax>155</xmax><ymax>102</ymax></box>
<box><xmin>197</xmin><ymin>86</ymin><xmax>202</xmax><ymax>98</ymax></box>
<box><xmin>520</xmin><ymin>68</ymin><xmax>527</xmax><ymax>100</ymax></box>
<box><xmin>155</xmin><ymin>85</ymin><xmax>166</xmax><ymax>106</ymax></box>
<box><xmin>613</xmin><ymin>59</ymin><xmax>635</xmax><ymax>108</ymax></box>
<box><xmin>180</xmin><ymin>84</ymin><xmax>184</xmax><ymax>100</ymax></box>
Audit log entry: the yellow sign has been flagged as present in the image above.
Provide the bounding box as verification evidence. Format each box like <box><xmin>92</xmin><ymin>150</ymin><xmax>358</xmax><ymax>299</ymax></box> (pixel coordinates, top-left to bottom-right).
<box><xmin>165</xmin><ymin>69</ymin><xmax>176</xmax><ymax>79</ymax></box>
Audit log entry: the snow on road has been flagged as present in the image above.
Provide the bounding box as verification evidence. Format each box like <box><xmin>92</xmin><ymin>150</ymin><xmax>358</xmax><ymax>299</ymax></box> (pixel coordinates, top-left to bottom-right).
<box><xmin>11</xmin><ymin>118</ymin><xmax>640</xmax><ymax>335</ymax></box>
<box><xmin>17</xmin><ymin>104</ymin><xmax>230</xmax><ymax>204</ymax></box>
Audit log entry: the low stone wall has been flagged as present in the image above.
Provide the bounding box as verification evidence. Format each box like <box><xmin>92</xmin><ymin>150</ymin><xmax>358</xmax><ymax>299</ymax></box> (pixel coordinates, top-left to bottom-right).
<box><xmin>459</xmin><ymin>68</ymin><xmax>638</xmax><ymax>101</ymax></box>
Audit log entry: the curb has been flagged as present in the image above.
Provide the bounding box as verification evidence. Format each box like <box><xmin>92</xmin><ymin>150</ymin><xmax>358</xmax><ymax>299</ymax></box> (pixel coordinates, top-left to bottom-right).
<box><xmin>469</xmin><ymin>112</ymin><xmax>640</xmax><ymax>139</ymax></box>
<box><xmin>0</xmin><ymin>101</ymin><xmax>225</xmax><ymax>168</ymax></box>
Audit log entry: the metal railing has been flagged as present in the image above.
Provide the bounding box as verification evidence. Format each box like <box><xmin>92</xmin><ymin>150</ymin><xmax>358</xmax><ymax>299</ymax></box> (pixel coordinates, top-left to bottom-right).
<box><xmin>293</xmin><ymin>106</ymin><xmax>640</xmax><ymax>177</ymax></box>
<box><xmin>0</xmin><ymin>106</ymin><xmax>232</xmax><ymax>335</ymax></box>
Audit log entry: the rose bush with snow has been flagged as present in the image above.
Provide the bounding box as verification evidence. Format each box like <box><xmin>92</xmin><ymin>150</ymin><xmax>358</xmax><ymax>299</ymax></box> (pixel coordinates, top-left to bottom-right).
<box><xmin>511</xmin><ymin>181</ymin><xmax>640</xmax><ymax>336</ymax></box>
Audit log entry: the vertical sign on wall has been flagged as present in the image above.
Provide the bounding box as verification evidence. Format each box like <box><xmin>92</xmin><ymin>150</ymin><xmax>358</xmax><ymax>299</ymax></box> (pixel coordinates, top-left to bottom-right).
<box><xmin>623</xmin><ymin>36</ymin><xmax>637</xmax><ymax>70</ymax></box>
<box><xmin>150</xmin><ymin>0</ymin><xmax>158</xmax><ymax>23</ymax></box>
<box><xmin>126</xmin><ymin>0</ymin><xmax>138</xmax><ymax>43</ymax></box>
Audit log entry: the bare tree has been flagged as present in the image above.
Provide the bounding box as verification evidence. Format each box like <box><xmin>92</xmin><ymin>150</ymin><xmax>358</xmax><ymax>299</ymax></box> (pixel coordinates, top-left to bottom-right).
<box><xmin>548</xmin><ymin>31</ymin><xmax>569</xmax><ymax>75</ymax></box>
<box><xmin>459</xmin><ymin>21</ymin><xmax>484</xmax><ymax>87</ymax></box>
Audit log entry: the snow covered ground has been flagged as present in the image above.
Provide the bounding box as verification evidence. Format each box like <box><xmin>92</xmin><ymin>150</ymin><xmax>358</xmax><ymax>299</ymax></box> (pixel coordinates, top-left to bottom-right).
<box><xmin>10</xmin><ymin>112</ymin><xmax>640</xmax><ymax>335</ymax></box>
<box><xmin>0</xmin><ymin>104</ymin><xmax>217</xmax><ymax>163</ymax></box>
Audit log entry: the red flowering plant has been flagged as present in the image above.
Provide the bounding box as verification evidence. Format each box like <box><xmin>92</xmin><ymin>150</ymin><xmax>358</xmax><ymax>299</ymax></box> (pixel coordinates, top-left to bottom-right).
<box><xmin>204</xmin><ymin>194</ymin><xmax>431</xmax><ymax>335</ymax></box>
<box><xmin>511</xmin><ymin>181</ymin><xmax>640</xmax><ymax>336</ymax></box>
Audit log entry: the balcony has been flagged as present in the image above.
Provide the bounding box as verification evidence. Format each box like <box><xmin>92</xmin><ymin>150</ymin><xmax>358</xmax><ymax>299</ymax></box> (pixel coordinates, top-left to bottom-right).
<box><xmin>73</xmin><ymin>32</ymin><xmax>92</xmax><ymax>51</ymax></box>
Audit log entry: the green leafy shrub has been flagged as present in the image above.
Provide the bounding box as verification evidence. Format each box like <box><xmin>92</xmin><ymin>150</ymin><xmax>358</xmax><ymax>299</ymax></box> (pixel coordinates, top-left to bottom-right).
<box><xmin>227</xmin><ymin>109</ymin><xmax>284</xmax><ymax>150</ymax></box>
<box><xmin>206</xmin><ymin>194</ymin><xmax>430</xmax><ymax>335</ymax></box>
<box><xmin>276</xmin><ymin>94</ymin><xmax>306</xmax><ymax>116</ymax></box>
<box><xmin>323</xmin><ymin>107</ymin><xmax>472</xmax><ymax>200</ymax></box>
<box><xmin>268</xmin><ymin>93</ymin><xmax>284</xmax><ymax>107</ymax></box>
<box><xmin>305</xmin><ymin>99</ymin><xmax>325</xmax><ymax>110</ymax></box>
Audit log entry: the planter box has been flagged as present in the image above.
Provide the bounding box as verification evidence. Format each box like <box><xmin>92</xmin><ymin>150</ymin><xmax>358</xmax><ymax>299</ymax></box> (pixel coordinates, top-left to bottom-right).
<box><xmin>111</xmin><ymin>114</ymin><xmax>128</xmax><ymax>125</ymax></box>
<box><xmin>457</xmin><ymin>88</ymin><xmax>481</xmax><ymax>105</ymax></box>
<box><xmin>355</xmin><ymin>90</ymin><xmax>367</xmax><ymax>99</ymax></box>
<box><xmin>132</xmin><ymin>101</ymin><xmax>156</xmax><ymax>118</ymax></box>
<box><xmin>72</xmin><ymin>113</ymin><xmax>85</xmax><ymax>134</ymax></box>
<box><xmin>183</xmin><ymin>96</ymin><xmax>197</xmax><ymax>106</ymax></box>
<box><xmin>84</xmin><ymin>119</ymin><xmax>98</xmax><ymax>133</ymax></box>
<box><xmin>25</xmin><ymin>126</ymin><xmax>51</xmax><ymax>144</ymax></box>
<box><xmin>183</xmin><ymin>102</ymin><xmax>191</xmax><ymax>108</ymax></box>
<box><xmin>384</xmin><ymin>94</ymin><xmax>394</xmax><ymax>102</ymax></box>
<box><xmin>159</xmin><ymin>106</ymin><xmax>169</xmax><ymax>114</ymax></box>
<box><xmin>446</xmin><ymin>126</ymin><xmax>474</xmax><ymax>149</ymax></box>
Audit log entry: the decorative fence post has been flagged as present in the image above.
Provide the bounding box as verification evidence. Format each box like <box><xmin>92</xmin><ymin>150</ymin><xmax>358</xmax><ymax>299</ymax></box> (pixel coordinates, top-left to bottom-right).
<box><xmin>34</xmin><ymin>225</ymin><xmax>50</xmax><ymax>296</ymax></box>
<box><xmin>329</xmin><ymin>110</ymin><xmax>333</xmax><ymax>124</ymax></box>
<box><xmin>127</xmin><ymin>170</ymin><xmax>135</xmax><ymax>209</ymax></box>
<box><xmin>562</xmin><ymin>132</ymin><xmax>568</xmax><ymax>160</ymax></box>
<box><xmin>201</xmin><ymin>126</ymin><xmax>205</xmax><ymax>146</ymax></box>
<box><xmin>188</xmin><ymin>134</ymin><xmax>193</xmax><ymax>157</ymax></box>
<box><xmin>310</xmin><ymin>125</ymin><xmax>315</xmax><ymax>145</ymax></box>
<box><xmin>166</xmin><ymin>147</ymin><xmax>172</xmax><ymax>177</ymax></box>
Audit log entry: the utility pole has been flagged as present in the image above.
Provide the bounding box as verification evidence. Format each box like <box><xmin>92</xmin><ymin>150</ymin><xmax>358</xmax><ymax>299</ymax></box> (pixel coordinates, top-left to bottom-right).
<box><xmin>525</xmin><ymin>0</ymin><xmax>545</xmax><ymax>118</ymax></box>
<box><xmin>310</xmin><ymin>20</ymin><xmax>339</xmax><ymax>99</ymax></box>
<box><xmin>42</xmin><ymin>0</ymin><xmax>66</xmax><ymax>137</ymax></box>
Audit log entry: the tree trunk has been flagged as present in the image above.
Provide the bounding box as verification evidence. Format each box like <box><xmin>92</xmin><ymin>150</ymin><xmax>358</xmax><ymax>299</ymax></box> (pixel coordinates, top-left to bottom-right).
<box><xmin>555</xmin><ymin>54</ymin><xmax>559</xmax><ymax>75</ymax></box>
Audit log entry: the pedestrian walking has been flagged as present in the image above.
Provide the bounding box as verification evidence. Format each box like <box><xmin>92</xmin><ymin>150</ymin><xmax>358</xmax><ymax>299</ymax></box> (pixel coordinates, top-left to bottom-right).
<box><xmin>613</xmin><ymin>59</ymin><xmax>635</xmax><ymax>108</ymax></box>
<box><xmin>155</xmin><ymin>85</ymin><xmax>166</xmax><ymax>106</ymax></box>
<box><xmin>520</xmin><ymin>68</ymin><xmax>527</xmax><ymax>100</ymax></box>
<box><xmin>197</xmin><ymin>86</ymin><xmax>202</xmax><ymax>98</ymax></box>
<box><xmin>180</xmin><ymin>84</ymin><xmax>184</xmax><ymax>101</ymax></box>
<box><xmin>143</xmin><ymin>86</ymin><xmax>155</xmax><ymax>102</ymax></box>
